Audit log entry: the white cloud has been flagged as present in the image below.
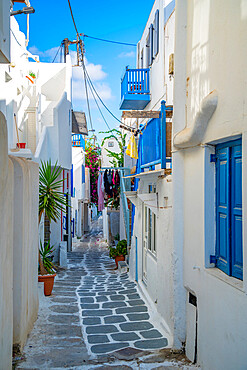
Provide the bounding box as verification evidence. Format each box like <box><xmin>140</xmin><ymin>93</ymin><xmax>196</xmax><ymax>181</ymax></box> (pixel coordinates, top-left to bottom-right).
<box><xmin>70</xmin><ymin>51</ymin><xmax>113</xmax><ymax>104</ymax></box>
<box><xmin>28</xmin><ymin>45</ymin><xmax>60</xmax><ymax>62</ymax></box>
<box><xmin>118</xmin><ymin>51</ymin><xmax>135</xmax><ymax>58</ymax></box>
<box><xmin>28</xmin><ymin>46</ymin><xmax>114</xmax><ymax>107</ymax></box>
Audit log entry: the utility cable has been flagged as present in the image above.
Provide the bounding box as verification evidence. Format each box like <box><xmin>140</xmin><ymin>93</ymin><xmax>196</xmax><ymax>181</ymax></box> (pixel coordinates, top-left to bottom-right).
<box><xmin>82</xmin><ymin>60</ymin><xmax>122</xmax><ymax>125</ymax></box>
<box><xmin>52</xmin><ymin>45</ymin><xmax>62</xmax><ymax>63</ymax></box>
<box><xmin>67</xmin><ymin>0</ymin><xmax>80</xmax><ymax>36</ymax></box>
<box><xmin>82</xmin><ymin>62</ymin><xmax>93</xmax><ymax>131</ymax></box>
<box><xmin>83</xmin><ymin>34</ymin><xmax>136</xmax><ymax>47</ymax></box>
<box><xmin>82</xmin><ymin>63</ymin><xmax>112</xmax><ymax>131</ymax></box>
<box><xmin>66</xmin><ymin>0</ymin><xmax>95</xmax><ymax>133</ymax></box>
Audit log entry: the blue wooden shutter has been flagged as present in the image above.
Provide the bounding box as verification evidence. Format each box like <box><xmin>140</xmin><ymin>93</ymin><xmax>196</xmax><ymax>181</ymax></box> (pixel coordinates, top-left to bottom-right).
<box><xmin>231</xmin><ymin>144</ymin><xmax>243</xmax><ymax>279</ymax></box>
<box><xmin>216</xmin><ymin>146</ymin><xmax>231</xmax><ymax>275</ymax></box>
<box><xmin>149</xmin><ymin>24</ymin><xmax>154</xmax><ymax>66</ymax></box>
<box><xmin>153</xmin><ymin>10</ymin><xmax>159</xmax><ymax>57</ymax></box>
<box><xmin>82</xmin><ymin>164</ymin><xmax>85</xmax><ymax>184</ymax></box>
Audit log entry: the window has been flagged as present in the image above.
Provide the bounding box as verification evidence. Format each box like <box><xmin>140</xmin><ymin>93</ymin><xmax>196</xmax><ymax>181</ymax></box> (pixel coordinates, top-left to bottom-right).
<box><xmin>140</xmin><ymin>49</ymin><xmax>144</xmax><ymax>69</ymax></box>
<box><xmin>214</xmin><ymin>139</ymin><xmax>242</xmax><ymax>280</ymax></box>
<box><xmin>144</xmin><ymin>205</ymin><xmax>156</xmax><ymax>255</ymax></box>
<box><xmin>149</xmin><ymin>24</ymin><xmax>154</xmax><ymax>66</ymax></box>
<box><xmin>145</xmin><ymin>35</ymin><xmax>150</xmax><ymax>68</ymax></box>
<box><xmin>153</xmin><ymin>9</ymin><xmax>159</xmax><ymax>57</ymax></box>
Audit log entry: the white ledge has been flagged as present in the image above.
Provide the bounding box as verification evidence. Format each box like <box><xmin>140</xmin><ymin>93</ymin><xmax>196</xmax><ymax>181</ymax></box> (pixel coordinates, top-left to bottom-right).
<box><xmin>173</xmin><ymin>90</ymin><xmax>218</xmax><ymax>149</ymax></box>
<box><xmin>124</xmin><ymin>191</ymin><xmax>138</xmax><ymax>207</ymax></box>
<box><xmin>8</xmin><ymin>148</ymin><xmax>33</xmax><ymax>160</ymax></box>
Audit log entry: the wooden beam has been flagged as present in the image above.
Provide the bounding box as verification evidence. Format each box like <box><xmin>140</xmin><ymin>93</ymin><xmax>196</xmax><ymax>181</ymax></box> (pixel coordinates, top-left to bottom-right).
<box><xmin>122</xmin><ymin>110</ymin><xmax>160</xmax><ymax>119</ymax></box>
<box><xmin>122</xmin><ymin>108</ymin><xmax>173</xmax><ymax>119</ymax></box>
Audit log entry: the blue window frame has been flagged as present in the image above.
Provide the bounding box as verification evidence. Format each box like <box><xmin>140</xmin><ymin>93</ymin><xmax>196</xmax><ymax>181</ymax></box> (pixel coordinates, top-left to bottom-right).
<box><xmin>70</xmin><ymin>164</ymin><xmax>74</xmax><ymax>198</ymax></box>
<box><xmin>215</xmin><ymin>138</ymin><xmax>243</xmax><ymax>280</ymax></box>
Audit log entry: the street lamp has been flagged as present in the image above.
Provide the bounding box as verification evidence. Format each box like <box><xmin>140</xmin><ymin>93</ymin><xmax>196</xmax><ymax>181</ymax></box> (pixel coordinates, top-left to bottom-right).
<box><xmin>10</xmin><ymin>7</ymin><xmax>35</xmax><ymax>16</ymax></box>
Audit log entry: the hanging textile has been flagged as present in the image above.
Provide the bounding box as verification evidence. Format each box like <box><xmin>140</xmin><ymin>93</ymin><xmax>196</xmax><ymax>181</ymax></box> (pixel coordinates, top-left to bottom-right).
<box><xmin>126</xmin><ymin>134</ymin><xmax>138</xmax><ymax>159</ymax></box>
<box><xmin>98</xmin><ymin>172</ymin><xmax>104</xmax><ymax>212</ymax></box>
<box><xmin>104</xmin><ymin>170</ymin><xmax>110</xmax><ymax>195</ymax></box>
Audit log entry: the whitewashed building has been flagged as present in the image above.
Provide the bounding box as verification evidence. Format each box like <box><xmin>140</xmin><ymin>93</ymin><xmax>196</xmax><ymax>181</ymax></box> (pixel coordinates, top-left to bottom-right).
<box><xmin>8</xmin><ymin>15</ymin><xmax>73</xmax><ymax>259</ymax></box>
<box><xmin>0</xmin><ymin>2</ymin><xmax>38</xmax><ymax>368</ymax></box>
<box><xmin>173</xmin><ymin>1</ymin><xmax>247</xmax><ymax>368</ymax></box>
<box><xmin>101</xmin><ymin>136</ymin><xmax>121</xmax><ymax>168</ymax></box>
<box><xmin>119</xmin><ymin>0</ymin><xmax>185</xmax><ymax>348</ymax></box>
<box><xmin>71</xmin><ymin>111</ymin><xmax>91</xmax><ymax>239</ymax></box>
<box><xmin>0</xmin><ymin>2</ymin><xmax>72</xmax><ymax>367</ymax></box>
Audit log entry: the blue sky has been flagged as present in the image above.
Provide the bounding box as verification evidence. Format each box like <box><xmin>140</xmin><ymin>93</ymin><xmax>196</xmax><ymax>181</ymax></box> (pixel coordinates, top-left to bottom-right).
<box><xmin>15</xmin><ymin>0</ymin><xmax>154</xmax><ymax>141</ymax></box>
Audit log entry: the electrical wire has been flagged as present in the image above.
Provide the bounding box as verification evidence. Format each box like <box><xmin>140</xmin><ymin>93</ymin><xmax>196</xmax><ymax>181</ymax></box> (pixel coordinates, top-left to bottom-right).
<box><xmin>83</xmin><ymin>34</ymin><xmax>136</xmax><ymax>47</ymax></box>
<box><xmin>67</xmin><ymin>0</ymin><xmax>96</xmax><ymax>135</ymax></box>
<box><xmin>82</xmin><ymin>64</ymin><xmax>93</xmax><ymax>131</ymax></box>
<box><xmin>82</xmin><ymin>61</ymin><xmax>123</xmax><ymax>125</ymax></box>
<box><xmin>82</xmin><ymin>63</ymin><xmax>112</xmax><ymax>131</ymax></box>
<box><xmin>67</xmin><ymin>0</ymin><xmax>79</xmax><ymax>36</ymax></box>
<box><xmin>52</xmin><ymin>45</ymin><xmax>62</xmax><ymax>63</ymax></box>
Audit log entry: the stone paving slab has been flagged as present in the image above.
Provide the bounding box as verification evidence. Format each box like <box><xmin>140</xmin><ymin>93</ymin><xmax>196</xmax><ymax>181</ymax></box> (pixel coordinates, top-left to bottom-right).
<box><xmin>15</xmin><ymin>220</ymin><xmax>197</xmax><ymax>369</ymax></box>
<box><xmin>77</xmin><ymin>237</ymin><xmax>169</xmax><ymax>357</ymax></box>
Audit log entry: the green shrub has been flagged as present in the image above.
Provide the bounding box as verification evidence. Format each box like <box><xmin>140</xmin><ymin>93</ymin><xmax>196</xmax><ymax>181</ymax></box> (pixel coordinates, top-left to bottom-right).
<box><xmin>108</xmin><ymin>239</ymin><xmax>127</xmax><ymax>259</ymax></box>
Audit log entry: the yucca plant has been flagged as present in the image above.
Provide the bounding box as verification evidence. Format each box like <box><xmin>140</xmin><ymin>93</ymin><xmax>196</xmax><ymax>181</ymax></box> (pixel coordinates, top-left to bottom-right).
<box><xmin>39</xmin><ymin>160</ymin><xmax>68</xmax><ymax>275</ymax></box>
<box><xmin>39</xmin><ymin>159</ymin><xmax>68</xmax><ymax>224</ymax></box>
<box><xmin>39</xmin><ymin>241</ymin><xmax>56</xmax><ymax>274</ymax></box>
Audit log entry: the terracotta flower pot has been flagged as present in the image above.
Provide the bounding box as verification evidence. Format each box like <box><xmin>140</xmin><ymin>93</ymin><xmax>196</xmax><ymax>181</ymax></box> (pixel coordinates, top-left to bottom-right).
<box><xmin>115</xmin><ymin>255</ymin><xmax>125</xmax><ymax>268</ymax></box>
<box><xmin>38</xmin><ymin>274</ymin><xmax>56</xmax><ymax>296</ymax></box>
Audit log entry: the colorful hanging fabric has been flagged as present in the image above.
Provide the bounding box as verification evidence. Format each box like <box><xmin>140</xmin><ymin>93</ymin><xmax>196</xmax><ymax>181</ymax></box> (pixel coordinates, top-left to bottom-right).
<box><xmin>98</xmin><ymin>172</ymin><xmax>104</xmax><ymax>212</ymax></box>
<box><xmin>126</xmin><ymin>134</ymin><xmax>138</xmax><ymax>159</ymax></box>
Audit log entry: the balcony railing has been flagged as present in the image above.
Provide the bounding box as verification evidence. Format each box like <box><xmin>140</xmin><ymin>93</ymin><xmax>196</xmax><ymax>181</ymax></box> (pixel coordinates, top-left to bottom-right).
<box><xmin>137</xmin><ymin>101</ymin><xmax>173</xmax><ymax>171</ymax></box>
<box><xmin>72</xmin><ymin>134</ymin><xmax>85</xmax><ymax>148</ymax></box>
<box><xmin>120</xmin><ymin>68</ymin><xmax>150</xmax><ymax>110</ymax></box>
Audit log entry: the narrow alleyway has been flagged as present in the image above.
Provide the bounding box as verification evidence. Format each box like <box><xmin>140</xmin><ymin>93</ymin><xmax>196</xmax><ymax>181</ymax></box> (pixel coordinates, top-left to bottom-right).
<box><xmin>14</xmin><ymin>219</ymin><xmax>196</xmax><ymax>369</ymax></box>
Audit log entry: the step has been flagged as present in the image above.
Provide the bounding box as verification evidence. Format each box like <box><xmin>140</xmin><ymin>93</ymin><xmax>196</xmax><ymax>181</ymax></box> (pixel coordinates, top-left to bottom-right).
<box><xmin>118</xmin><ymin>261</ymin><xmax>128</xmax><ymax>274</ymax></box>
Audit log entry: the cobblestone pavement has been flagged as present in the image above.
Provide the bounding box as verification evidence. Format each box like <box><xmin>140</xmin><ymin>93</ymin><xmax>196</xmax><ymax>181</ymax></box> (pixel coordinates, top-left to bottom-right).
<box><xmin>14</xmin><ymin>219</ymin><xmax>198</xmax><ymax>369</ymax></box>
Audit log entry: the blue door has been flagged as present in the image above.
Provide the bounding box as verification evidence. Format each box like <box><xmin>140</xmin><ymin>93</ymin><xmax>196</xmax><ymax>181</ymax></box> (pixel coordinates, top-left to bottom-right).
<box><xmin>215</xmin><ymin>139</ymin><xmax>243</xmax><ymax>280</ymax></box>
<box><xmin>216</xmin><ymin>146</ymin><xmax>231</xmax><ymax>275</ymax></box>
<box><xmin>231</xmin><ymin>144</ymin><xmax>242</xmax><ymax>279</ymax></box>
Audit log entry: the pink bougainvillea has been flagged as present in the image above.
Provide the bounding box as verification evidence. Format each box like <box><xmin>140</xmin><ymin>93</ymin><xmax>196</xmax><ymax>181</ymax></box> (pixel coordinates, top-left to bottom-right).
<box><xmin>85</xmin><ymin>138</ymin><xmax>101</xmax><ymax>207</ymax></box>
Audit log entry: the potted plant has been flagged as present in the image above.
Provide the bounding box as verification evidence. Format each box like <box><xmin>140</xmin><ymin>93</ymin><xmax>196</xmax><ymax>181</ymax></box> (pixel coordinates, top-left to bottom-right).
<box><xmin>109</xmin><ymin>239</ymin><xmax>127</xmax><ymax>268</ymax></box>
<box><xmin>26</xmin><ymin>71</ymin><xmax>36</xmax><ymax>84</ymax></box>
<box><xmin>38</xmin><ymin>160</ymin><xmax>68</xmax><ymax>294</ymax></box>
<box><xmin>38</xmin><ymin>241</ymin><xmax>56</xmax><ymax>296</ymax></box>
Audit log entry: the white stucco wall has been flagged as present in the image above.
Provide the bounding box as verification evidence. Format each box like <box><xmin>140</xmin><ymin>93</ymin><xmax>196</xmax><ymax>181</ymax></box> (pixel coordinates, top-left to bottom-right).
<box><xmin>136</xmin><ymin>0</ymin><xmax>175</xmax><ymax>122</ymax></box>
<box><xmin>174</xmin><ymin>1</ymin><xmax>247</xmax><ymax>368</ymax></box>
<box><xmin>11</xmin><ymin>157</ymin><xmax>39</xmax><ymax>351</ymax></box>
<box><xmin>0</xmin><ymin>112</ymin><xmax>13</xmax><ymax>370</ymax></box>
<box><xmin>101</xmin><ymin>137</ymin><xmax>121</xmax><ymax>168</ymax></box>
<box><xmin>0</xmin><ymin>111</ymin><xmax>39</xmax><ymax>369</ymax></box>
<box><xmin>129</xmin><ymin>174</ymin><xmax>175</xmax><ymax>345</ymax></box>
<box><xmin>127</xmin><ymin>0</ymin><xmax>183</xmax><ymax>349</ymax></box>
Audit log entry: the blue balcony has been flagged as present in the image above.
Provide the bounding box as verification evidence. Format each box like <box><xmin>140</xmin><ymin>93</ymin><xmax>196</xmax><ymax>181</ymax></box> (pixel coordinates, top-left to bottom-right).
<box><xmin>72</xmin><ymin>134</ymin><xmax>85</xmax><ymax>148</ymax></box>
<box><xmin>120</xmin><ymin>68</ymin><xmax>150</xmax><ymax>110</ymax></box>
<box><xmin>136</xmin><ymin>101</ymin><xmax>173</xmax><ymax>171</ymax></box>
